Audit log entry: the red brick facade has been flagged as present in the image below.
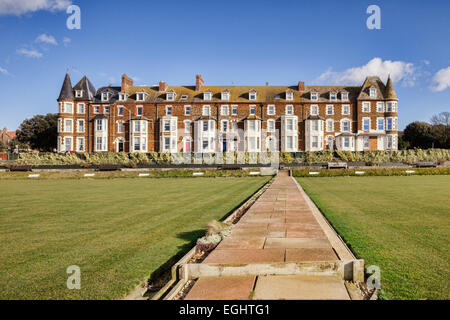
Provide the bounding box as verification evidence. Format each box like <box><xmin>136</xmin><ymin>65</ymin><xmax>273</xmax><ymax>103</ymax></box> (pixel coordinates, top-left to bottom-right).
<box><xmin>57</xmin><ymin>74</ymin><xmax>399</xmax><ymax>153</ymax></box>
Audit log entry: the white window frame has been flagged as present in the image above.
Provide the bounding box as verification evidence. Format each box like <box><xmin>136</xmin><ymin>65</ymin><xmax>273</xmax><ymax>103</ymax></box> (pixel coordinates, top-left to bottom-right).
<box><xmin>101</xmin><ymin>92</ymin><xmax>109</xmax><ymax>101</ymax></box>
<box><xmin>117</xmin><ymin>106</ymin><xmax>124</xmax><ymax>116</ymax></box>
<box><xmin>232</xmin><ymin>105</ymin><xmax>238</xmax><ymax>115</ymax></box>
<box><xmin>166</xmin><ymin>92</ymin><xmax>175</xmax><ymax>101</ymax></box>
<box><xmin>184</xmin><ymin>120</ymin><xmax>191</xmax><ymax>133</ymax></box>
<box><xmin>64</xmin><ymin>102</ymin><xmax>74</xmax><ymax>114</ymax></box>
<box><xmin>221</xmin><ymin>120</ymin><xmax>229</xmax><ymax>132</ymax></box>
<box><xmin>310</xmin><ymin>105</ymin><xmax>318</xmax><ymax>116</ymax></box>
<box><xmin>104</xmin><ymin>105</ymin><xmax>110</xmax><ymax>114</ymax></box>
<box><xmin>166</xmin><ymin>105</ymin><xmax>172</xmax><ymax>116</ymax></box>
<box><xmin>342</xmin><ymin>105</ymin><xmax>350</xmax><ymax>115</ymax></box>
<box><xmin>376</xmin><ymin>102</ymin><xmax>385</xmax><ymax>113</ymax></box>
<box><xmin>286</xmin><ymin>91</ymin><xmax>294</xmax><ymax>101</ymax></box>
<box><xmin>77</xmin><ymin>103</ymin><xmax>85</xmax><ymax>114</ymax></box>
<box><xmin>119</xmin><ymin>93</ymin><xmax>127</xmax><ymax>101</ymax></box>
<box><xmin>377</xmin><ymin>117</ymin><xmax>384</xmax><ymax>131</ymax></box>
<box><xmin>249</xmin><ymin>105</ymin><xmax>256</xmax><ymax>115</ymax></box>
<box><xmin>93</xmin><ymin>105</ymin><xmax>100</xmax><ymax>114</ymax></box>
<box><xmin>267</xmin><ymin>105</ymin><xmax>275</xmax><ymax>115</ymax></box>
<box><xmin>341</xmin><ymin>119</ymin><xmax>351</xmax><ymax>132</ymax></box>
<box><xmin>75</xmin><ymin>90</ymin><xmax>83</xmax><ymax>98</ymax></box>
<box><xmin>286</xmin><ymin>105</ymin><xmax>294</xmax><ymax>115</ymax></box>
<box><xmin>64</xmin><ymin>119</ymin><xmax>73</xmax><ymax>133</ymax></box>
<box><xmin>202</xmin><ymin>105</ymin><xmax>211</xmax><ymax>116</ymax></box>
<box><xmin>221</xmin><ymin>105</ymin><xmax>229</xmax><ymax>116</ymax></box>
<box><xmin>136</xmin><ymin>92</ymin><xmax>146</xmax><ymax>102</ymax></box>
<box><xmin>136</xmin><ymin>106</ymin><xmax>143</xmax><ymax>116</ymax></box>
<box><xmin>326</xmin><ymin>119</ymin><xmax>334</xmax><ymax>132</ymax></box>
<box><xmin>326</xmin><ymin>105</ymin><xmax>334</xmax><ymax>115</ymax></box>
<box><xmin>77</xmin><ymin>119</ymin><xmax>85</xmax><ymax>133</ymax></box>
<box><xmin>76</xmin><ymin>137</ymin><xmax>85</xmax><ymax>152</ymax></box>
<box><xmin>117</xmin><ymin>121</ymin><xmax>124</xmax><ymax>133</ymax></box>
<box><xmin>185</xmin><ymin>105</ymin><xmax>191</xmax><ymax>115</ymax></box>
<box><xmin>329</xmin><ymin>92</ymin><xmax>337</xmax><ymax>101</ymax></box>
<box><xmin>362</xmin><ymin>117</ymin><xmax>371</xmax><ymax>131</ymax></box>
<box><xmin>221</xmin><ymin>92</ymin><xmax>230</xmax><ymax>101</ymax></box>
<box><xmin>341</xmin><ymin>92</ymin><xmax>349</xmax><ymax>101</ymax></box>
<box><xmin>203</xmin><ymin>92</ymin><xmax>212</xmax><ymax>101</ymax></box>
<box><xmin>369</xmin><ymin>88</ymin><xmax>376</xmax><ymax>98</ymax></box>
<box><xmin>362</xmin><ymin>102</ymin><xmax>371</xmax><ymax>113</ymax></box>
<box><xmin>267</xmin><ymin>119</ymin><xmax>275</xmax><ymax>132</ymax></box>
<box><xmin>249</xmin><ymin>91</ymin><xmax>257</xmax><ymax>101</ymax></box>
<box><xmin>311</xmin><ymin>92</ymin><xmax>318</xmax><ymax>101</ymax></box>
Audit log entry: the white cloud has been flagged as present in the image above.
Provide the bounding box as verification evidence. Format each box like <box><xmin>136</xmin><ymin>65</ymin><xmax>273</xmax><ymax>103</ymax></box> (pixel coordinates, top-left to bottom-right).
<box><xmin>317</xmin><ymin>57</ymin><xmax>416</xmax><ymax>86</ymax></box>
<box><xmin>0</xmin><ymin>66</ymin><xmax>10</xmax><ymax>75</ymax></box>
<box><xmin>431</xmin><ymin>67</ymin><xmax>450</xmax><ymax>92</ymax></box>
<box><xmin>0</xmin><ymin>0</ymin><xmax>71</xmax><ymax>16</ymax></box>
<box><xmin>35</xmin><ymin>33</ymin><xmax>58</xmax><ymax>45</ymax></box>
<box><xmin>62</xmin><ymin>37</ymin><xmax>71</xmax><ymax>46</ymax></box>
<box><xmin>16</xmin><ymin>48</ymin><xmax>43</xmax><ymax>58</ymax></box>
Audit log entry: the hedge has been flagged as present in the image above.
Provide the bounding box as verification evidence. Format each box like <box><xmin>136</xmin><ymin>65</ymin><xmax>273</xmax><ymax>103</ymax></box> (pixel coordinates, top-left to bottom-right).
<box><xmin>292</xmin><ymin>167</ymin><xmax>450</xmax><ymax>177</ymax></box>
<box><xmin>7</xmin><ymin>149</ymin><xmax>450</xmax><ymax>166</ymax></box>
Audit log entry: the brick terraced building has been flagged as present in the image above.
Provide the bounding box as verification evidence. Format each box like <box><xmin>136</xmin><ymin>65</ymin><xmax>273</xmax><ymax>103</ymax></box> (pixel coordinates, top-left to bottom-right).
<box><xmin>56</xmin><ymin>73</ymin><xmax>399</xmax><ymax>153</ymax></box>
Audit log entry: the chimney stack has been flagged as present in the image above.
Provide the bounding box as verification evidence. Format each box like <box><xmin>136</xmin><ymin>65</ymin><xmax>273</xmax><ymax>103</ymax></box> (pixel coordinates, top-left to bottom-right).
<box><xmin>121</xmin><ymin>74</ymin><xmax>133</xmax><ymax>92</ymax></box>
<box><xmin>159</xmin><ymin>81</ymin><xmax>168</xmax><ymax>92</ymax></box>
<box><xmin>195</xmin><ymin>74</ymin><xmax>204</xmax><ymax>91</ymax></box>
<box><xmin>266</xmin><ymin>82</ymin><xmax>269</xmax><ymax>86</ymax></box>
<box><xmin>298</xmin><ymin>81</ymin><xmax>305</xmax><ymax>91</ymax></box>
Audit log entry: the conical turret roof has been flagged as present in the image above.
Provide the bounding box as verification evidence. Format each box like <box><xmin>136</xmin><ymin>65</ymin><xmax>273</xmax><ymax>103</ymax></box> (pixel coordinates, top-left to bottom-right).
<box><xmin>57</xmin><ymin>72</ymin><xmax>74</xmax><ymax>101</ymax></box>
<box><xmin>384</xmin><ymin>75</ymin><xmax>398</xmax><ymax>100</ymax></box>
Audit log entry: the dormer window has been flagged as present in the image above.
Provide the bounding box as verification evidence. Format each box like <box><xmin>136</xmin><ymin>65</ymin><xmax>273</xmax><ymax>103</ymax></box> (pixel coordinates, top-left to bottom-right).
<box><xmin>369</xmin><ymin>88</ymin><xmax>377</xmax><ymax>98</ymax></box>
<box><xmin>330</xmin><ymin>92</ymin><xmax>337</xmax><ymax>101</ymax></box>
<box><xmin>204</xmin><ymin>92</ymin><xmax>212</xmax><ymax>101</ymax></box>
<box><xmin>286</xmin><ymin>91</ymin><xmax>294</xmax><ymax>101</ymax></box>
<box><xmin>166</xmin><ymin>92</ymin><xmax>175</xmax><ymax>101</ymax></box>
<box><xmin>75</xmin><ymin>90</ymin><xmax>83</xmax><ymax>98</ymax></box>
<box><xmin>136</xmin><ymin>92</ymin><xmax>146</xmax><ymax>102</ymax></box>
<box><xmin>119</xmin><ymin>93</ymin><xmax>127</xmax><ymax>101</ymax></box>
<box><xmin>221</xmin><ymin>91</ymin><xmax>230</xmax><ymax>101</ymax></box>
<box><xmin>249</xmin><ymin>91</ymin><xmax>257</xmax><ymax>101</ymax></box>
<box><xmin>181</xmin><ymin>95</ymin><xmax>188</xmax><ymax>100</ymax></box>
<box><xmin>311</xmin><ymin>92</ymin><xmax>318</xmax><ymax>101</ymax></box>
<box><xmin>341</xmin><ymin>92</ymin><xmax>349</xmax><ymax>101</ymax></box>
<box><xmin>101</xmin><ymin>92</ymin><xmax>109</xmax><ymax>101</ymax></box>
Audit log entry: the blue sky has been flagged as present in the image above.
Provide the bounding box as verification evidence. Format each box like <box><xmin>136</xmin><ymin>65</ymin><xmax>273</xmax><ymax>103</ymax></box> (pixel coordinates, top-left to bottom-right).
<box><xmin>0</xmin><ymin>0</ymin><xmax>449</xmax><ymax>130</ymax></box>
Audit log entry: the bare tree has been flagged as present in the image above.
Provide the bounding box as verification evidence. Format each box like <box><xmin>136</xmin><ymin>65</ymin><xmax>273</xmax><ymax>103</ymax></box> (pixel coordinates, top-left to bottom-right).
<box><xmin>430</xmin><ymin>112</ymin><xmax>450</xmax><ymax>126</ymax></box>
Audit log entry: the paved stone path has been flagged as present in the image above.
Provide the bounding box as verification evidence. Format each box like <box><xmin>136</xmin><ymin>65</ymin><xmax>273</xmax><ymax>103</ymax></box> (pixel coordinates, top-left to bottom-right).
<box><xmin>185</xmin><ymin>172</ymin><xmax>351</xmax><ymax>300</ymax></box>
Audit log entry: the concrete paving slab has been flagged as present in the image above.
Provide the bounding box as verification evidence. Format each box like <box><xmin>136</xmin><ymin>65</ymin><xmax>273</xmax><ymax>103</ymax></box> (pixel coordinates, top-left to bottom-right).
<box><xmin>286</xmin><ymin>230</ymin><xmax>327</xmax><ymax>239</ymax></box>
<box><xmin>285</xmin><ymin>248</ymin><xmax>338</xmax><ymax>262</ymax></box>
<box><xmin>253</xmin><ymin>275</ymin><xmax>350</xmax><ymax>300</ymax></box>
<box><xmin>185</xmin><ymin>276</ymin><xmax>256</xmax><ymax>300</ymax></box>
<box><xmin>264</xmin><ymin>238</ymin><xmax>332</xmax><ymax>249</ymax></box>
<box><xmin>217</xmin><ymin>237</ymin><xmax>266</xmax><ymax>249</ymax></box>
<box><xmin>203</xmin><ymin>249</ymin><xmax>285</xmax><ymax>264</ymax></box>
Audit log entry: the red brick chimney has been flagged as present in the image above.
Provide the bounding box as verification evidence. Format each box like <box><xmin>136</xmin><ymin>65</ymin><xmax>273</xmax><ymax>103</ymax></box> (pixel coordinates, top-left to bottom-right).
<box><xmin>159</xmin><ymin>81</ymin><xmax>168</xmax><ymax>92</ymax></box>
<box><xmin>298</xmin><ymin>81</ymin><xmax>305</xmax><ymax>91</ymax></box>
<box><xmin>121</xmin><ymin>74</ymin><xmax>133</xmax><ymax>92</ymax></box>
<box><xmin>195</xmin><ymin>74</ymin><xmax>204</xmax><ymax>91</ymax></box>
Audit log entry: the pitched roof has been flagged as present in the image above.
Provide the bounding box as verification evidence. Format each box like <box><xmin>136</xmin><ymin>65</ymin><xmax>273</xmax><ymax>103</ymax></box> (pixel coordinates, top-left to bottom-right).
<box><xmin>121</xmin><ymin>85</ymin><xmax>306</xmax><ymax>103</ymax></box>
<box><xmin>357</xmin><ymin>76</ymin><xmax>386</xmax><ymax>100</ymax></box>
<box><xmin>73</xmin><ymin>76</ymin><xmax>96</xmax><ymax>101</ymax></box>
<box><xmin>7</xmin><ymin>131</ymin><xmax>16</xmax><ymax>139</ymax></box>
<box><xmin>303</xmin><ymin>86</ymin><xmax>360</xmax><ymax>103</ymax></box>
<box><xmin>384</xmin><ymin>76</ymin><xmax>398</xmax><ymax>100</ymax></box>
<box><xmin>57</xmin><ymin>73</ymin><xmax>74</xmax><ymax>101</ymax></box>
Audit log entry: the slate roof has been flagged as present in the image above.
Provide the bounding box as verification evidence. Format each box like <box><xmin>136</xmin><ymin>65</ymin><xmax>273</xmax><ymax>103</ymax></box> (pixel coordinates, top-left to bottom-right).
<box><xmin>384</xmin><ymin>76</ymin><xmax>398</xmax><ymax>100</ymax></box>
<box><xmin>357</xmin><ymin>76</ymin><xmax>386</xmax><ymax>100</ymax></box>
<box><xmin>73</xmin><ymin>76</ymin><xmax>97</xmax><ymax>101</ymax></box>
<box><xmin>302</xmin><ymin>86</ymin><xmax>360</xmax><ymax>103</ymax></box>
<box><xmin>93</xmin><ymin>86</ymin><xmax>121</xmax><ymax>103</ymax></box>
<box><xmin>58</xmin><ymin>73</ymin><xmax>75</xmax><ymax>101</ymax></box>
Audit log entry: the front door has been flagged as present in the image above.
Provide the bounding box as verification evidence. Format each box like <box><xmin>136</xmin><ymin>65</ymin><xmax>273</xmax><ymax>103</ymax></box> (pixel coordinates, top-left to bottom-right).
<box><xmin>222</xmin><ymin>139</ymin><xmax>227</xmax><ymax>152</ymax></box>
<box><xmin>369</xmin><ymin>136</ymin><xmax>378</xmax><ymax>150</ymax></box>
<box><xmin>118</xmin><ymin>141</ymin><xmax>124</xmax><ymax>152</ymax></box>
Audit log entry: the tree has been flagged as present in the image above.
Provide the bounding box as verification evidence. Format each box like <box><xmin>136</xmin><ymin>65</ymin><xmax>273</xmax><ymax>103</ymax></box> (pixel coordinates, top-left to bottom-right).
<box><xmin>430</xmin><ymin>112</ymin><xmax>450</xmax><ymax>126</ymax></box>
<box><xmin>16</xmin><ymin>113</ymin><xmax>58</xmax><ymax>151</ymax></box>
<box><xmin>402</xmin><ymin>121</ymin><xmax>433</xmax><ymax>149</ymax></box>
<box><xmin>397</xmin><ymin>135</ymin><xmax>410</xmax><ymax>150</ymax></box>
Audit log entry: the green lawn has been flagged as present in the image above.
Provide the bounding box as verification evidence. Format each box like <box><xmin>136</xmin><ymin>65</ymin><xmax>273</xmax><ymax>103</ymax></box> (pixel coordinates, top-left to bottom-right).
<box><xmin>0</xmin><ymin>177</ymin><xmax>269</xmax><ymax>300</ymax></box>
<box><xmin>297</xmin><ymin>175</ymin><xmax>450</xmax><ymax>300</ymax></box>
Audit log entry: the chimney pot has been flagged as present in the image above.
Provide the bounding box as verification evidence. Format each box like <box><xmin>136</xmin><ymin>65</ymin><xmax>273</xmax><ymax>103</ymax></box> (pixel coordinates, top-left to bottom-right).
<box><xmin>159</xmin><ymin>81</ymin><xmax>168</xmax><ymax>92</ymax></box>
<box><xmin>298</xmin><ymin>81</ymin><xmax>305</xmax><ymax>91</ymax></box>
